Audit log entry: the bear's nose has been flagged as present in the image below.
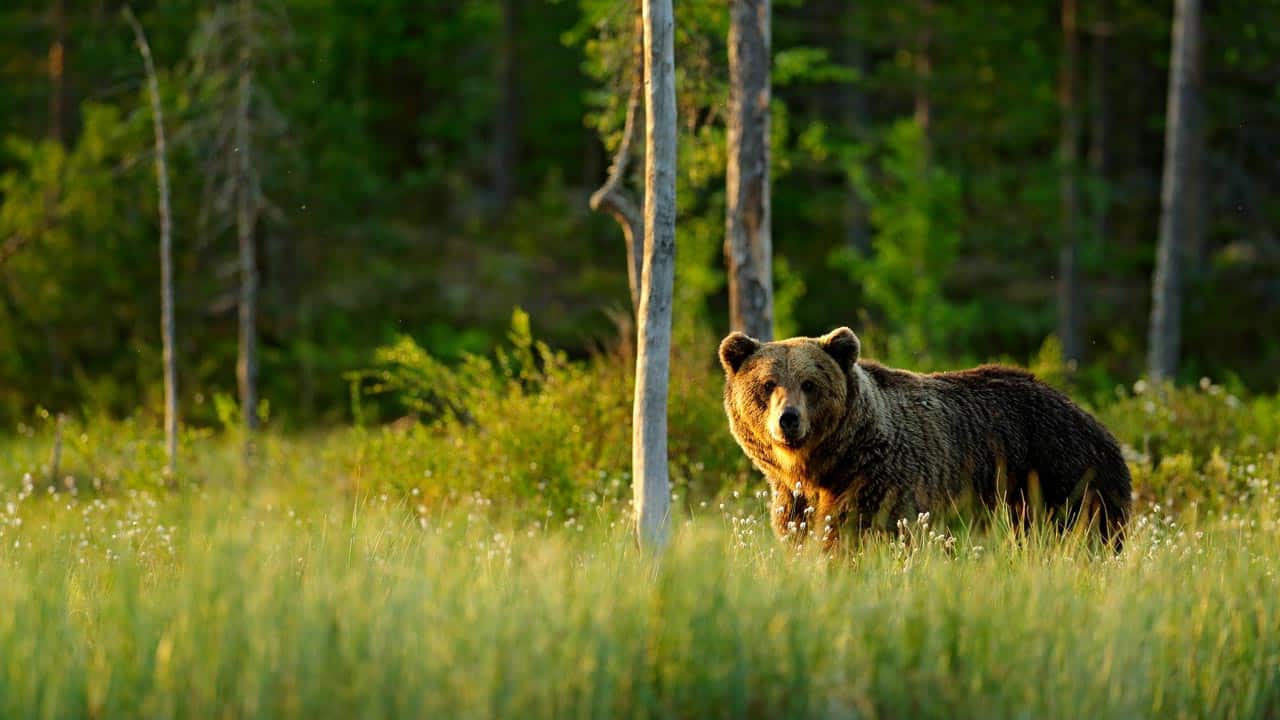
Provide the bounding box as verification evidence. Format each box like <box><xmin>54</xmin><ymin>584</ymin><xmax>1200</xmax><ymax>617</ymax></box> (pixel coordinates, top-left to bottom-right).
<box><xmin>779</xmin><ymin>407</ymin><xmax>801</xmax><ymax>433</ymax></box>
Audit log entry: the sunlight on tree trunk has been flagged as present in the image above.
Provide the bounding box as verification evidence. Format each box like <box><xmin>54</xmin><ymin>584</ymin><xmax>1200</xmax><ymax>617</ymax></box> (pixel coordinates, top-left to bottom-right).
<box><xmin>125</xmin><ymin>5</ymin><xmax>179</xmax><ymax>480</ymax></box>
<box><xmin>726</xmin><ymin>0</ymin><xmax>773</xmax><ymax>342</ymax></box>
<box><xmin>634</xmin><ymin>0</ymin><xmax>676</xmax><ymax>552</ymax></box>
<box><xmin>1148</xmin><ymin>0</ymin><xmax>1201</xmax><ymax>383</ymax></box>
<box><xmin>1058</xmin><ymin>0</ymin><xmax>1083</xmax><ymax>365</ymax></box>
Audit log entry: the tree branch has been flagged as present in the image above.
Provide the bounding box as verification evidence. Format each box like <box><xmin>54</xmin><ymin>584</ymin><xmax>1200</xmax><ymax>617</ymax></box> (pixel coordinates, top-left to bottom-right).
<box><xmin>589</xmin><ymin>11</ymin><xmax>645</xmax><ymax>316</ymax></box>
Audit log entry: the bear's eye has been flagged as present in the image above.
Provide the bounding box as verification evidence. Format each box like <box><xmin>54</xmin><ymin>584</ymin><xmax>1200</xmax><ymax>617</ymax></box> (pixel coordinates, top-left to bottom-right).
<box><xmin>762</xmin><ymin>380</ymin><xmax>777</xmax><ymax>395</ymax></box>
<box><xmin>801</xmin><ymin>380</ymin><xmax>816</xmax><ymax>393</ymax></box>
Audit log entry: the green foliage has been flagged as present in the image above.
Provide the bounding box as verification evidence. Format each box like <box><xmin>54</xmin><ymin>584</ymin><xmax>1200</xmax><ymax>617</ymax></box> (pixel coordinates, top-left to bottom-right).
<box><xmin>343</xmin><ymin>312</ymin><xmax>747</xmax><ymax>516</ymax></box>
<box><xmin>833</xmin><ymin>120</ymin><xmax>978</xmax><ymax>364</ymax></box>
<box><xmin>2</xmin><ymin>0</ymin><xmax>1280</xmax><ymax>427</ymax></box>
<box><xmin>1100</xmin><ymin>378</ymin><xmax>1280</xmax><ymax>467</ymax></box>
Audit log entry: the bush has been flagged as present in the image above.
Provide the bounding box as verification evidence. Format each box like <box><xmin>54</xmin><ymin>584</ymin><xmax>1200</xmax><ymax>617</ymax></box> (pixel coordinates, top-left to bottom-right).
<box><xmin>345</xmin><ymin>310</ymin><xmax>751</xmax><ymax>520</ymax></box>
<box><xmin>1099</xmin><ymin>378</ymin><xmax>1280</xmax><ymax>465</ymax></box>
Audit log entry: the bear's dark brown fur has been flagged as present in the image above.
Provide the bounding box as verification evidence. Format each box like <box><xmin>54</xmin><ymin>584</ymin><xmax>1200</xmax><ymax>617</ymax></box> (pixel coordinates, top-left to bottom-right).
<box><xmin>719</xmin><ymin>327</ymin><xmax>1131</xmax><ymax>549</ymax></box>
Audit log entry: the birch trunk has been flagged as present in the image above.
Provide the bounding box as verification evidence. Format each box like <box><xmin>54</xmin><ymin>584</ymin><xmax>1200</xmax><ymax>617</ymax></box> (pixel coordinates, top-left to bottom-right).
<box><xmin>633</xmin><ymin>0</ymin><xmax>676</xmax><ymax>552</ymax></box>
<box><xmin>125</xmin><ymin>5</ymin><xmax>178</xmax><ymax>478</ymax></box>
<box><xmin>1148</xmin><ymin>0</ymin><xmax>1201</xmax><ymax>382</ymax></box>
<box><xmin>726</xmin><ymin>0</ymin><xmax>773</xmax><ymax>341</ymax></box>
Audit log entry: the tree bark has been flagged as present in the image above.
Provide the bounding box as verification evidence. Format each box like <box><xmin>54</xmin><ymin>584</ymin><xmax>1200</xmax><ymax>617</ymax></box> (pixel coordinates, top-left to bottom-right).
<box><xmin>236</xmin><ymin>0</ymin><xmax>260</xmax><ymax>448</ymax></box>
<box><xmin>125</xmin><ymin>5</ymin><xmax>179</xmax><ymax>479</ymax></box>
<box><xmin>1148</xmin><ymin>0</ymin><xmax>1201</xmax><ymax>382</ymax></box>
<box><xmin>491</xmin><ymin>0</ymin><xmax>519</xmax><ymax>211</ymax></box>
<box><xmin>1058</xmin><ymin>0</ymin><xmax>1083</xmax><ymax>364</ymax></box>
<box><xmin>589</xmin><ymin>9</ymin><xmax>645</xmax><ymax>317</ymax></box>
<box><xmin>725</xmin><ymin>0</ymin><xmax>774</xmax><ymax>341</ymax></box>
<box><xmin>634</xmin><ymin>0</ymin><xmax>676</xmax><ymax>552</ymax></box>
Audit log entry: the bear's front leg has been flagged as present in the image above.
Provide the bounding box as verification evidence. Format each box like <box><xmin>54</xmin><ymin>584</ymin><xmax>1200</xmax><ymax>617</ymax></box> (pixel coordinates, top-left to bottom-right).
<box><xmin>769</xmin><ymin>480</ymin><xmax>814</xmax><ymax>544</ymax></box>
<box><xmin>814</xmin><ymin>488</ymin><xmax>848</xmax><ymax>553</ymax></box>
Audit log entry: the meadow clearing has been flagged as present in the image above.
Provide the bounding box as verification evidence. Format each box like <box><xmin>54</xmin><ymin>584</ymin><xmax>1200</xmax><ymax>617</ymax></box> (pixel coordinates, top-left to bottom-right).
<box><xmin>2</xmin><ymin>341</ymin><xmax>1278</xmax><ymax>719</ymax></box>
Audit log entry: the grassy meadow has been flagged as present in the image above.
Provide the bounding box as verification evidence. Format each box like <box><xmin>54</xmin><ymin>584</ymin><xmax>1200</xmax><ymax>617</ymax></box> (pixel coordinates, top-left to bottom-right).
<box><xmin>2</xmin><ymin>338</ymin><xmax>1279</xmax><ymax>718</ymax></box>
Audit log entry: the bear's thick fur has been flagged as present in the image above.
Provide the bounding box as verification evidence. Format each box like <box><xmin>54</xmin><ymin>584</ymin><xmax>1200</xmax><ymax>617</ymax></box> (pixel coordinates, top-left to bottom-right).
<box><xmin>719</xmin><ymin>327</ymin><xmax>1131</xmax><ymax>549</ymax></box>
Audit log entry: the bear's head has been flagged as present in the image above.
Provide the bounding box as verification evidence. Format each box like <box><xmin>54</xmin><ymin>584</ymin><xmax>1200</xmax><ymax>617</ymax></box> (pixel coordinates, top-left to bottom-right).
<box><xmin>718</xmin><ymin>327</ymin><xmax>861</xmax><ymax>455</ymax></box>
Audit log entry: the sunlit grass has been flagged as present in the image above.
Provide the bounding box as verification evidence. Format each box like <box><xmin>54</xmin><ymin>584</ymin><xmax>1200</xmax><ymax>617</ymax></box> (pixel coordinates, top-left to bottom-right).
<box><xmin>0</xmin><ymin>480</ymin><xmax>1276</xmax><ymax>718</ymax></box>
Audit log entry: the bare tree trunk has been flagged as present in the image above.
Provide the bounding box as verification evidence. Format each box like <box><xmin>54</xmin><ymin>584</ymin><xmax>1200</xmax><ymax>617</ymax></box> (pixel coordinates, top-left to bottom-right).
<box><xmin>491</xmin><ymin>0</ymin><xmax>519</xmax><ymax>211</ymax></box>
<box><xmin>1058</xmin><ymin>0</ymin><xmax>1083</xmax><ymax>365</ymax></box>
<box><xmin>236</xmin><ymin>0</ymin><xmax>260</xmax><ymax>451</ymax></box>
<box><xmin>49</xmin><ymin>0</ymin><xmax>66</xmax><ymax>144</ymax></box>
<box><xmin>589</xmin><ymin>8</ymin><xmax>645</xmax><ymax>317</ymax></box>
<box><xmin>634</xmin><ymin>0</ymin><xmax>676</xmax><ymax>552</ymax></box>
<box><xmin>1148</xmin><ymin>0</ymin><xmax>1201</xmax><ymax>382</ymax></box>
<box><xmin>125</xmin><ymin>5</ymin><xmax>178</xmax><ymax>479</ymax></box>
<box><xmin>1088</xmin><ymin>0</ymin><xmax>1109</xmax><ymax>249</ymax></box>
<box><xmin>726</xmin><ymin>0</ymin><xmax>773</xmax><ymax>342</ymax></box>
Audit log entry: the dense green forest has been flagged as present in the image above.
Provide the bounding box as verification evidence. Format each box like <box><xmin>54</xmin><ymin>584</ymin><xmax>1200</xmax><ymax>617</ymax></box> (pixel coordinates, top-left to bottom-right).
<box><xmin>2</xmin><ymin>0</ymin><xmax>1278</xmax><ymax>428</ymax></box>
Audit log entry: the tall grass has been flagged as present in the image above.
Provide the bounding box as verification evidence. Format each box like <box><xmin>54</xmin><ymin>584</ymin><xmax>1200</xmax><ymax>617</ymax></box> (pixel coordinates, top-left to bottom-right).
<box><xmin>0</xmin><ymin>486</ymin><xmax>1277</xmax><ymax>718</ymax></box>
<box><xmin>2</xmin><ymin>325</ymin><xmax>1279</xmax><ymax>717</ymax></box>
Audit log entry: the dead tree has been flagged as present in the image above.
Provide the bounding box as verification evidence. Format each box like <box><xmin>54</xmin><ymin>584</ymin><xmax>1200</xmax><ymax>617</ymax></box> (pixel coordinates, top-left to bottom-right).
<box><xmin>725</xmin><ymin>0</ymin><xmax>774</xmax><ymax>341</ymax></box>
<box><xmin>124</xmin><ymin>5</ymin><xmax>179</xmax><ymax>478</ymax></box>
<box><xmin>1148</xmin><ymin>0</ymin><xmax>1202</xmax><ymax>382</ymax></box>
<box><xmin>633</xmin><ymin>0</ymin><xmax>677</xmax><ymax>551</ymax></box>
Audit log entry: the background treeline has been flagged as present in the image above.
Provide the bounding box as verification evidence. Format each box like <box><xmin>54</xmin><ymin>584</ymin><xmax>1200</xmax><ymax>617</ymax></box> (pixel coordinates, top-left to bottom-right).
<box><xmin>1</xmin><ymin>0</ymin><xmax>1278</xmax><ymax>428</ymax></box>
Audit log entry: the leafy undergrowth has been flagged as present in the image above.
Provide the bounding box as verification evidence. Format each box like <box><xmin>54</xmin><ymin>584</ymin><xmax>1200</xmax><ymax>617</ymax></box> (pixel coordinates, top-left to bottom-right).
<box><xmin>0</xmin><ymin>486</ymin><xmax>1277</xmax><ymax>718</ymax></box>
<box><xmin>4</xmin><ymin>327</ymin><xmax>1278</xmax><ymax>523</ymax></box>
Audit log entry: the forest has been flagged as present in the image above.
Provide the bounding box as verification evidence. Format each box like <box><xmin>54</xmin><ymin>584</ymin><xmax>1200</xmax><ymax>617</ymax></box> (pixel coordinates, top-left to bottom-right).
<box><xmin>2</xmin><ymin>0</ymin><xmax>1278</xmax><ymax>429</ymax></box>
<box><xmin>2</xmin><ymin>1</ymin><xmax>1280</xmax><ymax>717</ymax></box>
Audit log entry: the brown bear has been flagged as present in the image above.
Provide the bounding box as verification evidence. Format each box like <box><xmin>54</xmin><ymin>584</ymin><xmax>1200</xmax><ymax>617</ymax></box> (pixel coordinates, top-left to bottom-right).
<box><xmin>719</xmin><ymin>327</ymin><xmax>1131</xmax><ymax>550</ymax></box>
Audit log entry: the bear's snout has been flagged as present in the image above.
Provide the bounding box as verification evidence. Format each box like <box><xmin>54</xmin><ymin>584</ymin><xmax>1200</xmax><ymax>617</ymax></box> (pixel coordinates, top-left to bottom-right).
<box><xmin>770</xmin><ymin>402</ymin><xmax>809</xmax><ymax>446</ymax></box>
<box><xmin>779</xmin><ymin>407</ymin><xmax>801</xmax><ymax>434</ymax></box>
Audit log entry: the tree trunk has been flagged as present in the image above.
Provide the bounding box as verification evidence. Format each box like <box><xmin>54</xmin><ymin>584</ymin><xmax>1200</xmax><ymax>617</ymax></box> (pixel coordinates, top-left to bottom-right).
<box><xmin>1148</xmin><ymin>0</ymin><xmax>1201</xmax><ymax>382</ymax></box>
<box><xmin>236</xmin><ymin>0</ymin><xmax>259</xmax><ymax>449</ymax></box>
<box><xmin>491</xmin><ymin>0</ymin><xmax>519</xmax><ymax>211</ymax></box>
<box><xmin>725</xmin><ymin>0</ymin><xmax>773</xmax><ymax>342</ymax></box>
<box><xmin>1058</xmin><ymin>0</ymin><xmax>1083</xmax><ymax>364</ymax></box>
<box><xmin>125</xmin><ymin>5</ymin><xmax>178</xmax><ymax>479</ymax></box>
<box><xmin>49</xmin><ymin>0</ymin><xmax>66</xmax><ymax>144</ymax></box>
<box><xmin>634</xmin><ymin>0</ymin><xmax>676</xmax><ymax>552</ymax></box>
<box><xmin>1088</xmin><ymin>0</ymin><xmax>1109</xmax><ymax>249</ymax></box>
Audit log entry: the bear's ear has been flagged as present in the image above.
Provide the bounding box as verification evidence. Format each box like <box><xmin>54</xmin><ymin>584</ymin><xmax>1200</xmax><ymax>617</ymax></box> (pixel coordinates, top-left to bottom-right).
<box><xmin>719</xmin><ymin>332</ymin><xmax>761</xmax><ymax>374</ymax></box>
<box><xmin>818</xmin><ymin>327</ymin><xmax>861</xmax><ymax>369</ymax></box>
